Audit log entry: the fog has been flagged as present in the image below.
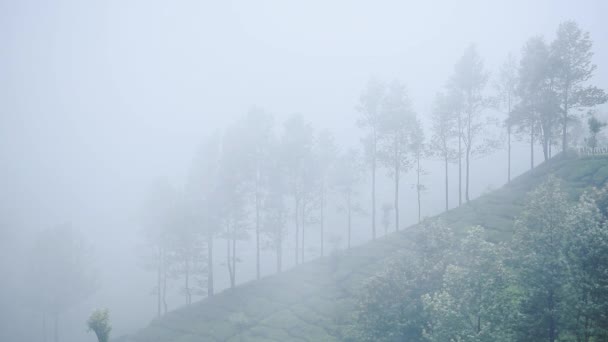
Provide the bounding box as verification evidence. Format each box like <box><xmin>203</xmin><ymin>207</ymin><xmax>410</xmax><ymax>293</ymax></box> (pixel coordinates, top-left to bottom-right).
<box><xmin>1</xmin><ymin>1</ymin><xmax>607</xmax><ymax>341</ymax></box>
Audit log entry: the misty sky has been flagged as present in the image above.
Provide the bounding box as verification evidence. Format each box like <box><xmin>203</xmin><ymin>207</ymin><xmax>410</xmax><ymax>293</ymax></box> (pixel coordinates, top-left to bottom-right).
<box><xmin>1</xmin><ymin>0</ymin><xmax>607</xmax><ymax>340</ymax></box>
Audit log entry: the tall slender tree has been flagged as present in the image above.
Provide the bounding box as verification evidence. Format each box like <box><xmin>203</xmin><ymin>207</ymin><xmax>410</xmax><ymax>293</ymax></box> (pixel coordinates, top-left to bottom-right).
<box><xmin>281</xmin><ymin>114</ymin><xmax>314</xmax><ymax>265</ymax></box>
<box><xmin>314</xmin><ymin>130</ymin><xmax>338</xmax><ymax>257</ymax></box>
<box><xmin>332</xmin><ymin>148</ymin><xmax>363</xmax><ymax>249</ymax></box>
<box><xmin>495</xmin><ymin>53</ymin><xmax>519</xmax><ymax>183</ymax></box>
<box><xmin>410</xmin><ymin>117</ymin><xmax>426</xmax><ymax>223</ymax></box>
<box><xmin>551</xmin><ymin>21</ymin><xmax>607</xmax><ymax>154</ymax></box>
<box><xmin>240</xmin><ymin>107</ymin><xmax>274</xmax><ymax>280</ymax></box>
<box><xmin>356</xmin><ymin>78</ymin><xmax>386</xmax><ymax>240</ymax></box>
<box><xmin>430</xmin><ymin>92</ymin><xmax>458</xmax><ymax>212</ymax></box>
<box><xmin>186</xmin><ymin>135</ymin><xmax>222</xmax><ymax>297</ymax></box>
<box><xmin>378</xmin><ymin>80</ymin><xmax>415</xmax><ymax>231</ymax></box>
<box><xmin>449</xmin><ymin>45</ymin><xmax>494</xmax><ymax>203</ymax></box>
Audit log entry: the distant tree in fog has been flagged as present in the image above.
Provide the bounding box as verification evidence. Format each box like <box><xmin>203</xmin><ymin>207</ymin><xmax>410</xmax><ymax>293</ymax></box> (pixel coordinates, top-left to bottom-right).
<box><xmin>378</xmin><ymin>80</ymin><xmax>416</xmax><ymax>231</ymax></box>
<box><xmin>332</xmin><ymin>148</ymin><xmax>363</xmax><ymax>249</ymax></box>
<box><xmin>449</xmin><ymin>45</ymin><xmax>496</xmax><ymax>203</ymax></box>
<box><xmin>551</xmin><ymin>21</ymin><xmax>607</xmax><ymax>153</ymax></box>
<box><xmin>186</xmin><ymin>135</ymin><xmax>222</xmax><ymax>297</ymax></box>
<box><xmin>313</xmin><ymin>129</ymin><xmax>338</xmax><ymax>257</ymax></box>
<box><xmin>262</xmin><ymin>143</ymin><xmax>289</xmax><ymax>273</ymax></box>
<box><xmin>381</xmin><ymin>203</ymin><xmax>393</xmax><ymax>236</ymax></box>
<box><xmin>410</xmin><ymin>117</ymin><xmax>426</xmax><ymax>223</ymax></box>
<box><xmin>356</xmin><ymin>78</ymin><xmax>386</xmax><ymax>240</ymax></box>
<box><xmin>586</xmin><ymin>115</ymin><xmax>606</xmax><ymax>149</ymax></box>
<box><xmin>218</xmin><ymin>122</ymin><xmax>251</xmax><ymax>289</ymax></box>
<box><xmin>430</xmin><ymin>92</ymin><xmax>458</xmax><ymax>212</ymax></box>
<box><xmin>281</xmin><ymin>114</ymin><xmax>314</xmax><ymax>265</ymax></box>
<box><xmin>232</xmin><ymin>107</ymin><xmax>276</xmax><ymax>280</ymax></box>
<box><xmin>165</xmin><ymin>193</ymin><xmax>207</xmax><ymax>305</ymax></box>
<box><xmin>26</xmin><ymin>224</ymin><xmax>96</xmax><ymax>342</ymax></box>
<box><xmin>87</xmin><ymin>309</ymin><xmax>111</xmax><ymax>342</ymax></box>
<box><xmin>495</xmin><ymin>53</ymin><xmax>519</xmax><ymax>182</ymax></box>
<box><xmin>512</xmin><ymin>37</ymin><xmax>552</xmax><ymax>168</ymax></box>
<box><xmin>140</xmin><ymin>179</ymin><xmax>176</xmax><ymax>316</ymax></box>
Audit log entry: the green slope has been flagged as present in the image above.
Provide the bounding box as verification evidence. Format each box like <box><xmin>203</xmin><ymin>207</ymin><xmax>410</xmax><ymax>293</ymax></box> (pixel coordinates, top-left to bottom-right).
<box><xmin>120</xmin><ymin>154</ymin><xmax>608</xmax><ymax>342</ymax></box>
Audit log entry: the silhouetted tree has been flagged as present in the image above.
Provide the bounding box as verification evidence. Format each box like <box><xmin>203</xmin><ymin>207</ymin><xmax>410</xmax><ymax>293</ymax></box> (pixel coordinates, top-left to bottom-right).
<box><xmin>332</xmin><ymin>148</ymin><xmax>363</xmax><ymax>249</ymax></box>
<box><xmin>449</xmin><ymin>45</ymin><xmax>495</xmax><ymax>203</ymax></box>
<box><xmin>378</xmin><ymin>80</ymin><xmax>415</xmax><ymax>231</ymax></box>
<box><xmin>495</xmin><ymin>53</ymin><xmax>519</xmax><ymax>182</ymax></box>
<box><xmin>356</xmin><ymin>78</ymin><xmax>386</xmax><ymax>240</ymax></box>
<box><xmin>430</xmin><ymin>92</ymin><xmax>458</xmax><ymax>211</ymax></box>
<box><xmin>281</xmin><ymin>114</ymin><xmax>314</xmax><ymax>265</ymax></box>
<box><xmin>551</xmin><ymin>21</ymin><xmax>607</xmax><ymax>153</ymax></box>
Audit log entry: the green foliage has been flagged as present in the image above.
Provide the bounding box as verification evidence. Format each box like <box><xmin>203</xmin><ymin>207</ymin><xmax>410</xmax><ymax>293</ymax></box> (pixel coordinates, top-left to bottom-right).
<box><xmin>423</xmin><ymin>227</ymin><xmax>514</xmax><ymax>342</ymax></box>
<box><xmin>87</xmin><ymin>309</ymin><xmax>111</xmax><ymax>342</ymax></box>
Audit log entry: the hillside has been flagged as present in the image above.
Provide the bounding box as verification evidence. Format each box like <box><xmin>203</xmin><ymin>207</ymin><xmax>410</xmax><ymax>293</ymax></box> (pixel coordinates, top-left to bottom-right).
<box><xmin>120</xmin><ymin>154</ymin><xmax>608</xmax><ymax>342</ymax></box>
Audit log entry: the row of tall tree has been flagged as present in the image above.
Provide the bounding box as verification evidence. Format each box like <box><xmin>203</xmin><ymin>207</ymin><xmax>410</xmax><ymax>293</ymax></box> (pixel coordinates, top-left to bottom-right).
<box><xmin>139</xmin><ymin>20</ymin><xmax>606</xmax><ymax>314</ymax></box>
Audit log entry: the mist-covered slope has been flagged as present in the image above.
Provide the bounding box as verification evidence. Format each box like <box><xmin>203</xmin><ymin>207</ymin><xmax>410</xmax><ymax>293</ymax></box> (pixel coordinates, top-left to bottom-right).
<box><xmin>120</xmin><ymin>154</ymin><xmax>608</xmax><ymax>342</ymax></box>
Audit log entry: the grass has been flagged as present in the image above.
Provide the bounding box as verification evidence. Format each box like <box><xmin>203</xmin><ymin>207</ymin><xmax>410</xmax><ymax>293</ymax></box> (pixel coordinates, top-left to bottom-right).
<box><xmin>118</xmin><ymin>154</ymin><xmax>608</xmax><ymax>342</ymax></box>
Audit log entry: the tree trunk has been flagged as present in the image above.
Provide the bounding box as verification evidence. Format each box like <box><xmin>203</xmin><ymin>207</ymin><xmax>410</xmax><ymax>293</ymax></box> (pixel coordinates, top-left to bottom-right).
<box><xmin>226</xmin><ymin>226</ymin><xmax>235</xmax><ymax>288</ymax></box>
<box><xmin>320</xmin><ymin>188</ymin><xmax>325</xmax><ymax>257</ymax></box>
<box><xmin>162</xmin><ymin>262</ymin><xmax>168</xmax><ymax>314</ymax></box>
<box><xmin>444</xmin><ymin>153</ymin><xmax>449</xmax><ymax>212</ymax></box>
<box><xmin>255</xmin><ymin>188</ymin><xmax>260</xmax><ymax>280</ymax></box>
<box><xmin>185</xmin><ymin>258</ymin><xmax>191</xmax><ymax>305</ymax></box>
<box><xmin>465</xmin><ymin>145</ymin><xmax>470</xmax><ymax>203</ymax></box>
<box><xmin>458</xmin><ymin>114</ymin><xmax>462</xmax><ymax>206</ymax></box>
<box><xmin>394</xmin><ymin>162</ymin><xmax>400</xmax><ymax>231</ymax></box>
<box><xmin>294</xmin><ymin>197</ymin><xmax>300</xmax><ymax>265</ymax></box>
<box><xmin>417</xmin><ymin>156</ymin><xmax>421</xmax><ymax>223</ymax></box>
<box><xmin>465</xmin><ymin>108</ymin><xmax>471</xmax><ymax>203</ymax></box>
<box><xmin>371</xmin><ymin>140</ymin><xmax>377</xmax><ymax>240</ymax></box>
<box><xmin>277</xmin><ymin>225</ymin><xmax>282</xmax><ymax>273</ymax></box>
<box><xmin>207</xmin><ymin>235</ymin><xmax>214</xmax><ymax>297</ymax></box>
<box><xmin>301</xmin><ymin>198</ymin><xmax>306</xmax><ymax>263</ymax></box>
<box><xmin>530</xmin><ymin>128</ymin><xmax>535</xmax><ymax>170</ymax></box>
<box><xmin>562</xmin><ymin>89</ymin><xmax>569</xmax><ymax>156</ymax></box>
<box><xmin>549</xmin><ymin>290</ymin><xmax>556</xmax><ymax>342</ymax></box>
<box><xmin>231</xmin><ymin>234</ymin><xmax>236</xmax><ymax>287</ymax></box>
<box><xmin>507</xmin><ymin>124</ymin><xmax>511</xmax><ymax>183</ymax></box>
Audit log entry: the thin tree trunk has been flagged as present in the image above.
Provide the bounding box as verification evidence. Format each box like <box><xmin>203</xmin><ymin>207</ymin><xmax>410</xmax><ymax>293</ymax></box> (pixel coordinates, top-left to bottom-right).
<box><xmin>255</xmin><ymin>187</ymin><xmax>260</xmax><ymax>280</ymax></box>
<box><xmin>207</xmin><ymin>235</ymin><xmax>214</xmax><ymax>297</ymax></box>
<box><xmin>465</xmin><ymin>109</ymin><xmax>471</xmax><ymax>203</ymax></box>
<box><xmin>530</xmin><ymin>128</ymin><xmax>534</xmax><ymax>170</ymax></box>
<box><xmin>444</xmin><ymin>153</ymin><xmax>449</xmax><ymax>212</ymax></box>
<box><xmin>465</xmin><ymin>145</ymin><xmax>470</xmax><ymax>203</ymax></box>
<box><xmin>458</xmin><ymin>114</ymin><xmax>462</xmax><ymax>206</ymax></box>
<box><xmin>320</xmin><ymin>188</ymin><xmax>324</xmax><ymax>257</ymax></box>
<box><xmin>277</xmin><ymin>224</ymin><xmax>282</xmax><ymax>273</ymax></box>
<box><xmin>294</xmin><ymin>197</ymin><xmax>300</xmax><ymax>265</ymax></box>
<box><xmin>226</xmin><ymin>225</ymin><xmax>235</xmax><ymax>288</ymax></box>
<box><xmin>162</xmin><ymin>263</ymin><xmax>168</xmax><ymax>314</ymax></box>
<box><xmin>185</xmin><ymin>258</ymin><xmax>190</xmax><ymax>305</ymax></box>
<box><xmin>507</xmin><ymin>124</ymin><xmax>511</xmax><ymax>183</ymax></box>
<box><xmin>417</xmin><ymin>156</ymin><xmax>421</xmax><ymax>223</ymax></box>
<box><xmin>231</xmin><ymin>234</ymin><xmax>236</xmax><ymax>287</ymax></box>
<box><xmin>394</xmin><ymin>162</ymin><xmax>400</xmax><ymax>231</ymax></box>
<box><xmin>371</xmin><ymin>137</ymin><xmax>377</xmax><ymax>240</ymax></box>
<box><xmin>301</xmin><ymin>198</ymin><xmax>306</xmax><ymax>263</ymax></box>
<box><xmin>562</xmin><ymin>89</ymin><xmax>569</xmax><ymax>156</ymax></box>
